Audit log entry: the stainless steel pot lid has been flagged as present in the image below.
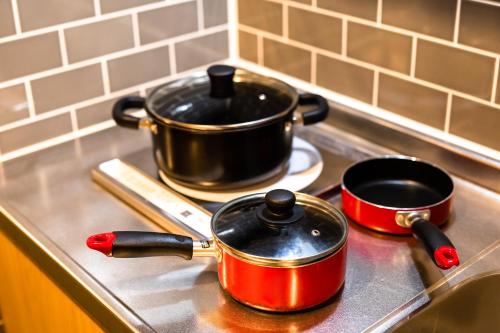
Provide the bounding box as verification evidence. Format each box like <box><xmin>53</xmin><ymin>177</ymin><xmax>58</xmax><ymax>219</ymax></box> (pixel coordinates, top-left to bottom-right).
<box><xmin>145</xmin><ymin>65</ymin><xmax>299</xmax><ymax>131</ymax></box>
<box><xmin>211</xmin><ymin>189</ymin><xmax>348</xmax><ymax>267</ymax></box>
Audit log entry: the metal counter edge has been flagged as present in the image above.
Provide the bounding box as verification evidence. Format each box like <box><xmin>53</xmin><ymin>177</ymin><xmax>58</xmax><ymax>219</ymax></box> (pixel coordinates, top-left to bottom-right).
<box><xmin>0</xmin><ymin>203</ymin><xmax>154</xmax><ymax>333</ymax></box>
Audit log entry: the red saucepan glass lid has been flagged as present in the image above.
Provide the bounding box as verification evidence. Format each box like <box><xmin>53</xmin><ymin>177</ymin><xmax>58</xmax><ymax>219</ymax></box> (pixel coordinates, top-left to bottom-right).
<box><xmin>211</xmin><ymin>189</ymin><xmax>348</xmax><ymax>266</ymax></box>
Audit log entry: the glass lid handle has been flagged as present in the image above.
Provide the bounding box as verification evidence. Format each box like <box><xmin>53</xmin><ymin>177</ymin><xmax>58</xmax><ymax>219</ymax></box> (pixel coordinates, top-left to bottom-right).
<box><xmin>265</xmin><ymin>189</ymin><xmax>295</xmax><ymax>219</ymax></box>
<box><xmin>208</xmin><ymin>64</ymin><xmax>235</xmax><ymax>98</ymax></box>
<box><xmin>257</xmin><ymin>189</ymin><xmax>304</xmax><ymax>227</ymax></box>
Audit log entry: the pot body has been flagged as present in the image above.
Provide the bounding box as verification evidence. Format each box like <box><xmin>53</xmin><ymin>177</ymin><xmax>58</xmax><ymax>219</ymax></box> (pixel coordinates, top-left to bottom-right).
<box><xmin>341</xmin><ymin>186</ymin><xmax>452</xmax><ymax>235</ymax></box>
<box><xmin>216</xmin><ymin>242</ymin><xmax>348</xmax><ymax>312</ymax></box>
<box><xmin>151</xmin><ymin>117</ymin><xmax>293</xmax><ymax>190</ymax></box>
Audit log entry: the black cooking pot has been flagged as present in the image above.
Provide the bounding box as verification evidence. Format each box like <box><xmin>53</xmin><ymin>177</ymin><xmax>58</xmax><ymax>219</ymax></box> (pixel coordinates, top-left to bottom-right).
<box><xmin>112</xmin><ymin>65</ymin><xmax>329</xmax><ymax>189</ymax></box>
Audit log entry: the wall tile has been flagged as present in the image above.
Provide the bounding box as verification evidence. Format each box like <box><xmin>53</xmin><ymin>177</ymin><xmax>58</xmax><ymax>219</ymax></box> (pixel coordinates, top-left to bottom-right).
<box><xmin>0</xmin><ymin>32</ymin><xmax>62</xmax><ymax>82</ymax></box>
<box><xmin>139</xmin><ymin>2</ymin><xmax>198</xmax><ymax>45</ymax></box>
<box><xmin>203</xmin><ymin>0</ymin><xmax>228</xmax><ymax>28</ymax></box>
<box><xmin>100</xmin><ymin>0</ymin><xmax>160</xmax><ymax>13</ymax></box>
<box><xmin>108</xmin><ymin>45</ymin><xmax>170</xmax><ymax>91</ymax></box>
<box><xmin>238</xmin><ymin>30</ymin><xmax>258</xmax><ymax>63</ymax></box>
<box><xmin>347</xmin><ymin>22</ymin><xmax>412</xmax><ymax>73</ymax></box>
<box><xmin>316</xmin><ymin>54</ymin><xmax>373</xmax><ymax>103</ymax></box>
<box><xmin>76</xmin><ymin>93</ymin><xmax>138</xmax><ymax>128</ymax></box>
<box><xmin>378</xmin><ymin>74</ymin><xmax>447</xmax><ymax>129</ymax></box>
<box><xmin>416</xmin><ymin>39</ymin><xmax>495</xmax><ymax>100</ymax></box>
<box><xmin>263</xmin><ymin>38</ymin><xmax>311</xmax><ymax>81</ymax></box>
<box><xmin>0</xmin><ymin>85</ymin><xmax>29</xmax><ymax>126</ymax></box>
<box><xmin>0</xmin><ymin>0</ymin><xmax>16</xmax><ymax>37</ymax></box>
<box><xmin>0</xmin><ymin>113</ymin><xmax>72</xmax><ymax>153</ymax></box>
<box><xmin>383</xmin><ymin>0</ymin><xmax>456</xmax><ymax>40</ymax></box>
<box><xmin>17</xmin><ymin>0</ymin><xmax>95</xmax><ymax>31</ymax></box>
<box><xmin>292</xmin><ymin>0</ymin><xmax>312</xmax><ymax>3</ymax></box>
<box><xmin>289</xmin><ymin>7</ymin><xmax>342</xmax><ymax>53</ymax></box>
<box><xmin>31</xmin><ymin>64</ymin><xmax>104</xmax><ymax>113</ymax></box>
<box><xmin>317</xmin><ymin>0</ymin><xmax>378</xmax><ymax>21</ymax></box>
<box><xmin>238</xmin><ymin>0</ymin><xmax>282</xmax><ymax>35</ymax></box>
<box><xmin>175</xmin><ymin>31</ymin><xmax>229</xmax><ymax>72</ymax></box>
<box><xmin>459</xmin><ymin>1</ymin><xmax>500</xmax><ymax>54</ymax></box>
<box><xmin>450</xmin><ymin>96</ymin><xmax>500</xmax><ymax>150</ymax></box>
<box><xmin>65</xmin><ymin>16</ymin><xmax>134</xmax><ymax>63</ymax></box>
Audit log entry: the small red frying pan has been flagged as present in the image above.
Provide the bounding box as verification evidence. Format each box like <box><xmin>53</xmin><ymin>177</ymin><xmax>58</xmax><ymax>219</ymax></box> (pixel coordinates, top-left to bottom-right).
<box><xmin>341</xmin><ymin>156</ymin><xmax>459</xmax><ymax>269</ymax></box>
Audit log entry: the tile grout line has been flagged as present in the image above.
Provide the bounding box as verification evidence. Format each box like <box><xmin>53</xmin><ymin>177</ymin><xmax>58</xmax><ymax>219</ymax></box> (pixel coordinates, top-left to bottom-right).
<box><xmin>453</xmin><ymin>0</ymin><xmax>462</xmax><ymax>43</ymax></box>
<box><xmin>471</xmin><ymin>0</ymin><xmax>500</xmax><ymax>7</ymax></box>
<box><xmin>238</xmin><ymin>24</ymin><xmax>500</xmax><ymax>110</ymax></box>
<box><xmin>410</xmin><ymin>36</ymin><xmax>417</xmax><ymax>77</ymax></box>
<box><xmin>0</xmin><ymin>0</ymin><xmax>193</xmax><ymax>45</ymax></box>
<box><xmin>444</xmin><ymin>93</ymin><xmax>452</xmax><ymax>133</ymax></box>
<box><xmin>58</xmin><ymin>29</ymin><xmax>69</xmax><ymax>66</ymax></box>
<box><xmin>257</xmin><ymin>34</ymin><xmax>264</xmax><ymax>65</ymax></box>
<box><xmin>283</xmin><ymin>2</ymin><xmax>289</xmax><ymax>39</ymax></box>
<box><xmin>100</xmin><ymin>61</ymin><xmax>111</xmax><ymax>95</ymax></box>
<box><xmin>196</xmin><ymin>0</ymin><xmax>205</xmax><ymax>30</ymax></box>
<box><xmin>69</xmin><ymin>107</ymin><xmax>79</xmax><ymax>131</ymax></box>
<box><xmin>10</xmin><ymin>0</ymin><xmax>21</xmax><ymax>34</ymax></box>
<box><xmin>168</xmin><ymin>43</ymin><xmax>177</xmax><ymax>75</ymax></box>
<box><xmin>490</xmin><ymin>57</ymin><xmax>499</xmax><ymax>103</ymax></box>
<box><xmin>341</xmin><ymin>19</ymin><xmax>347</xmax><ymax>57</ymax></box>
<box><xmin>0</xmin><ymin>24</ymin><xmax>228</xmax><ymax>90</ymax></box>
<box><xmin>24</xmin><ymin>81</ymin><xmax>36</xmax><ymax>118</ymax></box>
<box><xmin>131</xmin><ymin>12</ymin><xmax>141</xmax><ymax>48</ymax></box>
<box><xmin>376</xmin><ymin>0</ymin><xmax>383</xmax><ymax>24</ymax></box>
<box><xmin>93</xmin><ymin>0</ymin><xmax>101</xmax><ymax>16</ymax></box>
<box><xmin>372</xmin><ymin>70</ymin><xmax>379</xmax><ymax>106</ymax></box>
<box><xmin>311</xmin><ymin>0</ymin><xmax>317</xmax><ymax>7</ymax></box>
<box><xmin>227</xmin><ymin>0</ymin><xmax>238</xmax><ymax>62</ymax></box>
<box><xmin>310</xmin><ymin>50</ymin><xmax>317</xmax><ymax>85</ymax></box>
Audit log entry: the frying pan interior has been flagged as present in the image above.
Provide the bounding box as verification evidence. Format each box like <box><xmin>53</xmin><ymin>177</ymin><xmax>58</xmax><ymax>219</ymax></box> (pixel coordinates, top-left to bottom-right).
<box><xmin>343</xmin><ymin>158</ymin><xmax>453</xmax><ymax>208</ymax></box>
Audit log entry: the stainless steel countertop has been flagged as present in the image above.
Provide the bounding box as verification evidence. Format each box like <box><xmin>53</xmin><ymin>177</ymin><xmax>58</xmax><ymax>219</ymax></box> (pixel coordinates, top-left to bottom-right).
<box><xmin>1</xmin><ymin>122</ymin><xmax>499</xmax><ymax>333</ymax></box>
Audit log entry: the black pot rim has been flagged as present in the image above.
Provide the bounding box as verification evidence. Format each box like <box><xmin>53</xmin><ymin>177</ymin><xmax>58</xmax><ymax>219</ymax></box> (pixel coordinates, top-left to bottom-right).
<box><xmin>144</xmin><ymin>69</ymin><xmax>300</xmax><ymax>133</ymax></box>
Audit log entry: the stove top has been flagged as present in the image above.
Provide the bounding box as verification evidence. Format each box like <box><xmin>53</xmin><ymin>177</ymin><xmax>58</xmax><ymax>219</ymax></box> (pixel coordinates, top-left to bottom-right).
<box><xmin>92</xmin><ymin>127</ymin><xmax>371</xmax><ymax>239</ymax></box>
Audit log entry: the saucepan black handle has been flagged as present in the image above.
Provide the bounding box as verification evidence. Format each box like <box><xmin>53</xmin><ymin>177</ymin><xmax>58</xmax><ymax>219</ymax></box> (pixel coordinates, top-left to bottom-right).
<box><xmin>298</xmin><ymin>93</ymin><xmax>329</xmax><ymax>125</ymax></box>
<box><xmin>112</xmin><ymin>96</ymin><xmax>146</xmax><ymax>129</ymax></box>
<box><xmin>411</xmin><ymin>219</ymin><xmax>459</xmax><ymax>269</ymax></box>
<box><xmin>86</xmin><ymin>231</ymin><xmax>194</xmax><ymax>259</ymax></box>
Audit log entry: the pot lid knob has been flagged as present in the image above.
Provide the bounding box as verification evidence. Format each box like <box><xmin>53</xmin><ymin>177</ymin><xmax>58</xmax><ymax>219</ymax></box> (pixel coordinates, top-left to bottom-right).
<box><xmin>208</xmin><ymin>64</ymin><xmax>235</xmax><ymax>98</ymax></box>
<box><xmin>257</xmin><ymin>189</ymin><xmax>304</xmax><ymax>227</ymax></box>
<box><xmin>265</xmin><ymin>189</ymin><xmax>295</xmax><ymax>218</ymax></box>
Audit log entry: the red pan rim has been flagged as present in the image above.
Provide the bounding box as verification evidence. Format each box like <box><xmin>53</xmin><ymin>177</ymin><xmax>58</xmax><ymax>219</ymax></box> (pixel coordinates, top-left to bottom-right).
<box><xmin>341</xmin><ymin>155</ymin><xmax>455</xmax><ymax>211</ymax></box>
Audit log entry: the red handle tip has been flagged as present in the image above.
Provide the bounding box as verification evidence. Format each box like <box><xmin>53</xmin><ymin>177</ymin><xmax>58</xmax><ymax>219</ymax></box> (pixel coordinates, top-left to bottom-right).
<box><xmin>87</xmin><ymin>232</ymin><xmax>116</xmax><ymax>256</ymax></box>
<box><xmin>434</xmin><ymin>246</ymin><xmax>459</xmax><ymax>269</ymax></box>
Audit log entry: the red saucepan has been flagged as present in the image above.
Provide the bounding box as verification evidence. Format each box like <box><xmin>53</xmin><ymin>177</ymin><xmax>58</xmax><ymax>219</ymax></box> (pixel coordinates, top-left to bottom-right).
<box><xmin>341</xmin><ymin>156</ymin><xmax>459</xmax><ymax>269</ymax></box>
<box><xmin>87</xmin><ymin>190</ymin><xmax>348</xmax><ymax>312</ymax></box>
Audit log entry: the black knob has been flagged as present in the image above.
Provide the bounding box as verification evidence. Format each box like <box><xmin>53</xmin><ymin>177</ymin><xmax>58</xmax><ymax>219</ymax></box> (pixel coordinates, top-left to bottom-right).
<box><xmin>265</xmin><ymin>189</ymin><xmax>295</xmax><ymax>218</ymax></box>
<box><xmin>207</xmin><ymin>64</ymin><xmax>235</xmax><ymax>98</ymax></box>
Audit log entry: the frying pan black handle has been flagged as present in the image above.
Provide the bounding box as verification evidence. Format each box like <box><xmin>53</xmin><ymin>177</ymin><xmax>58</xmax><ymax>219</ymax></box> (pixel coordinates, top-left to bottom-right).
<box><xmin>112</xmin><ymin>96</ymin><xmax>146</xmax><ymax>129</ymax></box>
<box><xmin>298</xmin><ymin>93</ymin><xmax>329</xmax><ymax>125</ymax></box>
<box><xmin>411</xmin><ymin>219</ymin><xmax>459</xmax><ymax>270</ymax></box>
<box><xmin>86</xmin><ymin>231</ymin><xmax>194</xmax><ymax>259</ymax></box>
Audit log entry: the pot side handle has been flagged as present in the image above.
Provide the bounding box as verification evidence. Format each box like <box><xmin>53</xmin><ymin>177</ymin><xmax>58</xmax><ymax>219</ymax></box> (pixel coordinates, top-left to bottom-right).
<box><xmin>411</xmin><ymin>219</ymin><xmax>459</xmax><ymax>270</ymax></box>
<box><xmin>87</xmin><ymin>231</ymin><xmax>194</xmax><ymax>259</ymax></box>
<box><xmin>297</xmin><ymin>93</ymin><xmax>329</xmax><ymax>125</ymax></box>
<box><xmin>112</xmin><ymin>96</ymin><xmax>146</xmax><ymax>129</ymax></box>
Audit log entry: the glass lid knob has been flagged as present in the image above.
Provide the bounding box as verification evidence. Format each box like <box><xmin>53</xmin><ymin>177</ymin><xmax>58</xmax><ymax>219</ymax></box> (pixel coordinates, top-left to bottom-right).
<box><xmin>207</xmin><ymin>64</ymin><xmax>235</xmax><ymax>98</ymax></box>
<box><xmin>257</xmin><ymin>189</ymin><xmax>304</xmax><ymax>227</ymax></box>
